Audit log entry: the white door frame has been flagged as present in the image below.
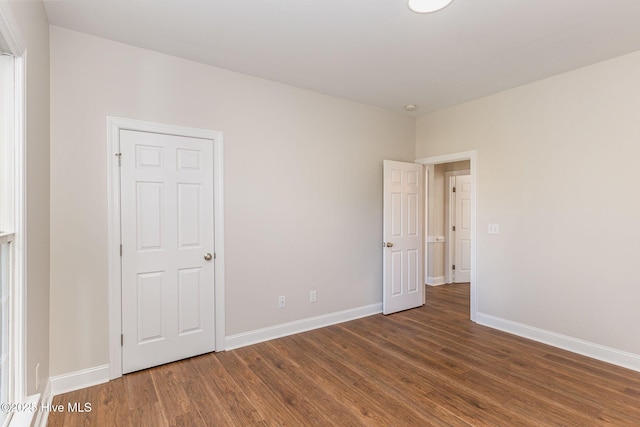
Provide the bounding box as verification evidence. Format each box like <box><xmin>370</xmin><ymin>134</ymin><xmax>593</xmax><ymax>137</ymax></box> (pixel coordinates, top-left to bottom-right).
<box><xmin>444</xmin><ymin>170</ymin><xmax>470</xmax><ymax>284</ymax></box>
<box><xmin>416</xmin><ymin>151</ymin><xmax>477</xmax><ymax>322</ymax></box>
<box><xmin>107</xmin><ymin>117</ymin><xmax>225</xmax><ymax>379</ymax></box>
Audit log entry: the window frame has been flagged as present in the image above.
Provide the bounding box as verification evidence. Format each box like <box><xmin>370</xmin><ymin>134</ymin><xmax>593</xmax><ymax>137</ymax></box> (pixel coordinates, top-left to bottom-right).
<box><xmin>0</xmin><ymin>4</ymin><xmax>26</xmax><ymax>426</ymax></box>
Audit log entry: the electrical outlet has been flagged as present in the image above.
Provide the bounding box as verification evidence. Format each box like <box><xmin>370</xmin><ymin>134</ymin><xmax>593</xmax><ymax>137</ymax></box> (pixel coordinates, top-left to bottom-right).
<box><xmin>488</xmin><ymin>223</ymin><xmax>500</xmax><ymax>235</ymax></box>
<box><xmin>310</xmin><ymin>290</ymin><xmax>317</xmax><ymax>303</ymax></box>
<box><xmin>278</xmin><ymin>296</ymin><xmax>286</xmax><ymax>308</ymax></box>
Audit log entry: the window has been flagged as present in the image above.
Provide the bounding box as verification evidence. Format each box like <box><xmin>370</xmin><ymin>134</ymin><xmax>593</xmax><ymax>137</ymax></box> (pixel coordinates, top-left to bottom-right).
<box><xmin>0</xmin><ymin>10</ymin><xmax>23</xmax><ymax>420</ymax></box>
<box><xmin>0</xmin><ymin>50</ymin><xmax>15</xmax><ymax>427</ymax></box>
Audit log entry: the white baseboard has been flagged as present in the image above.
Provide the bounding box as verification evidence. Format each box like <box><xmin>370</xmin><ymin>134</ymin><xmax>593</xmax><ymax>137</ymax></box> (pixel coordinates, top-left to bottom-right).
<box><xmin>8</xmin><ymin>381</ymin><xmax>51</xmax><ymax>427</ymax></box>
<box><xmin>7</xmin><ymin>393</ymin><xmax>40</xmax><ymax>427</ymax></box>
<box><xmin>30</xmin><ymin>379</ymin><xmax>51</xmax><ymax>427</ymax></box>
<box><xmin>477</xmin><ymin>313</ymin><xmax>640</xmax><ymax>373</ymax></box>
<box><xmin>426</xmin><ymin>276</ymin><xmax>446</xmax><ymax>286</ymax></box>
<box><xmin>225</xmin><ymin>303</ymin><xmax>382</xmax><ymax>351</ymax></box>
<box><xmin>49</xmin><ymin>364</ymin><xmax>110</xmax><ymax>397</ymax></box>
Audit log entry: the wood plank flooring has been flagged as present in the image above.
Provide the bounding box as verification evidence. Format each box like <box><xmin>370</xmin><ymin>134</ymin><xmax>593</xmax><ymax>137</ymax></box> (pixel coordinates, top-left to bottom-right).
<box><xmin>48</xmin><ymin>283</ymin><xmax>640</xmax><ymax>426</ymax></box>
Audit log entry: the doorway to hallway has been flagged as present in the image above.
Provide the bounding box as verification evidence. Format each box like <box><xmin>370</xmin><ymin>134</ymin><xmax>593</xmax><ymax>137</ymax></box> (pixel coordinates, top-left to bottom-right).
<box><xmin>416</xmin><ymin>151</ymin><xmax>477</xmax><ymax>321</ymax></box>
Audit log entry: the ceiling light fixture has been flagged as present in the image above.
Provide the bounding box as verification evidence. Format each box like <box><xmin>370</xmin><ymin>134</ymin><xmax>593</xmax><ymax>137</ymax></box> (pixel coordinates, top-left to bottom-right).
<box><xmin>404</xmin><ymin>104</ymin><xmax>417</xmax><ymax>112</ymax></box>
<box><xmin>408</xmin><ymin>0</ymin><xmax>454</xmax><ymax>14</ymax></box>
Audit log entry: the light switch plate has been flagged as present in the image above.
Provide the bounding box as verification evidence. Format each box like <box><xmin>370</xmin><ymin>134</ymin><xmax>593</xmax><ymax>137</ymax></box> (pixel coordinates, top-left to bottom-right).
<box><xmin>488</xmin><ymin>223</ymin><xmax>500</xmax><ymax>234</ymax></box>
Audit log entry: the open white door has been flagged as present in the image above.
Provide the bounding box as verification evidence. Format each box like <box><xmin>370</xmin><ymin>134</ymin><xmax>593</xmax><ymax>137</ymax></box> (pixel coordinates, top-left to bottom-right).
<box><xmin>453</xmin><ymin>175</ymin><xmax>471</xmax><ymax>283</ymax></box>
<box><xmin>120</xmin><ymin>130</ymin><xmax>215</xmax><ymax>373</ymax></box>
<box><xmin>383</xmin><ymin>160</ymin><xmax>424</xmax><ymax>314</ymax></box>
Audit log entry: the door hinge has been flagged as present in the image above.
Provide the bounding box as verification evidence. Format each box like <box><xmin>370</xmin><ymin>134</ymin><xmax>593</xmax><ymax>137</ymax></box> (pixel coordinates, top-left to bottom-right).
<box><xmin>452</xmin><ymin>186</ymin><xmax>456</xmax><ymax>193</ymax></box>
<box><xmin>120</xmin><ymin>244</ymin><xmax>123</xmax><ymax>256</ymax></box>
<box><xmin>121</xmin><ymin>334</ymin><xmax>124</xmax><ymax>346</ymax></box>
<box><xmin>452</xmin><ymin>225</ymin><xmax>456</xmax><ymax>231</ymax></box>
<box><xmin>214</xmin><ymin>253</ymin><xmax>216</xmax><ymax>260</ymax></box>
<box><xmin>452</xmin><ymin>265</ymin><xmax>456</xmax><ymax>270</ymax></box>
<box><xmin>115</xmin><ymin>152</ymin><xmax>122</xmax><ymax>166</ymax></box>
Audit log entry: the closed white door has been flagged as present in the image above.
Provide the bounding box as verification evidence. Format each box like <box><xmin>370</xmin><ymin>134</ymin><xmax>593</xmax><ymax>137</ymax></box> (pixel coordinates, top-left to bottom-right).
<box><xmin>454</xmin><ymin>175</ymin><xmax>471</xmax><ymax>283</ymax></box>
<box><xmin>120</xmin><ymin>130</ymin><xmax>215</xmax><ymax>374</ymax></box>
<box><xmin>383</xmin><ymin>160</ymin><xmax>424</xmax><ymax>314</ymax></box>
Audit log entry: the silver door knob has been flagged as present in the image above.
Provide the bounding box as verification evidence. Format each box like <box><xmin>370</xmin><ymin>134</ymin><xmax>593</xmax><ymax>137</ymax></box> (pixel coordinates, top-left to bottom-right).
<box><xmin>385</xmin><ymin>242</ymin><xmax>393</xmax><ymax>248</ymax></box>
<box><xmin>204</xmin><ymin>253</ymin><xmax>213</xmax><ymax>261</ymax></box>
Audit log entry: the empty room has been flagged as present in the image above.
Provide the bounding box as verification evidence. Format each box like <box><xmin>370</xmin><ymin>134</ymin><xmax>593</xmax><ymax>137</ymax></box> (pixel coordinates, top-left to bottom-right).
<box><xmin>0</xmin><ymin>0</ymin><xmax>639</xmax><ymax>426</ymax></box>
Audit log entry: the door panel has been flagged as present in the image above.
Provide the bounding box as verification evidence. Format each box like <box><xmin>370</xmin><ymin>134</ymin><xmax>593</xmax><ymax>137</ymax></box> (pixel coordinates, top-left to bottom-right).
<box><xmin>136</xmin><ymin>182</ymin><xmax>164</xmax><ymax>250</ymax></box>
<box><xmin>121</xmin><ymin>130</ymin><xmax>215</xmax><ymax>374</ymax></box>
<box><xmin>177</xmin><ymin>183</ymin><xmax>201</xmax><ymax>248</ymax></box>
<box><xmin>383</xmin><ymin>160</ymin><xmax>424</xmax><ymax>314</ymax></box>
<box><xmin>391</xmin><ymin>251</ymin><xmax>403</xmax><ymax>296</ymax></box>
<box><xmin>178</xmin><ymin>267</ymin><xmax>202</xmax><ymax>334</ymax></box>
<box><xmin>137</xmin><ymin>271</ymin><xmax>164</xmax><ymax>343</ymax></box>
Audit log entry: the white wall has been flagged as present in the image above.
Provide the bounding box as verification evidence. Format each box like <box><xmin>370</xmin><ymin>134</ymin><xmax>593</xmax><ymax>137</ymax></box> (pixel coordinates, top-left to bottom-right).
<box><xmin>6</xmin><ymin>1</ymin><xmax>50</xmax><ymax>395</ymax></box>
<box><xmin>416</xmin><ymin>50</ymin><xmax>640</xmax><ymax>356</ymax></box>
<box><xmin>49</xmin><ymin>27</ymin><xmax>415</xmax><ymax>376</ymax></box>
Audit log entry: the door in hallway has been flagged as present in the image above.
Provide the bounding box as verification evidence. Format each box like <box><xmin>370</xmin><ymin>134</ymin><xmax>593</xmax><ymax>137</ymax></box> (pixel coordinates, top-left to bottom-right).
<box><xmin>453</xmin><ymin>175</ymin><xmax>471</xmax><ymax>283</ymax></box>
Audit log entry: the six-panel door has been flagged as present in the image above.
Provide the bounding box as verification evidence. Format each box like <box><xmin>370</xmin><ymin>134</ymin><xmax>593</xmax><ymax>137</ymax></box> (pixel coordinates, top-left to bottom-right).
<box><xmin>383</xmin><ymin>160</ymin><xmax>424</xmax><ymax>314</ymax></box>
<box><xmin>454</xmin><ymin>175</ymin><xmax>471</xmax><ymax>283</ymax></box>
<box><xmin>120</xmin><ymin>130</ymin><xmax>215</xmax><ymax>373</ymax></box>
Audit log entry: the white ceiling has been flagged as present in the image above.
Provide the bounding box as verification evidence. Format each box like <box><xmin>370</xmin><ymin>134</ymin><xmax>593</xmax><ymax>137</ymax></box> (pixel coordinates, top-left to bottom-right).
<box><xmin>43</xmin><ymin>0</ymin><xmax>640</xmax><ymax>115</ymax></box>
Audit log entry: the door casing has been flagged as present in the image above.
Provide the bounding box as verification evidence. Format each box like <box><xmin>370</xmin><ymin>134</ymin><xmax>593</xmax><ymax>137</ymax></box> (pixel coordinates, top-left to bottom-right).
<box><xmin>107</xmin><ymin>117</ymin><xmax>225</xmax><ymax>379</ymax></box>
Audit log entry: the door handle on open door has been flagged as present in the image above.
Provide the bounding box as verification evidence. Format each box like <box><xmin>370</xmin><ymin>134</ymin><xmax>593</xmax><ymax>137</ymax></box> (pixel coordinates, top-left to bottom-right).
<box><xmin>204</xmin><ymin>253</ymin><xmax>213</xmax><ymax>261</ymax></box>
<box><xmin>385</xmin><ymin>242</ymin><xmax>393</xmax><ymax>248</ymax></box>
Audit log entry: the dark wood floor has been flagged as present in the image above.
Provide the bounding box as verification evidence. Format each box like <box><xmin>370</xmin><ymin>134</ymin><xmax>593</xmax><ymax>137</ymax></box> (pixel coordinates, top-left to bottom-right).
<box><xmin>49</xmin><ymin>283</ymin><xmax>640</xmax><ymax>426</ymax></box>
